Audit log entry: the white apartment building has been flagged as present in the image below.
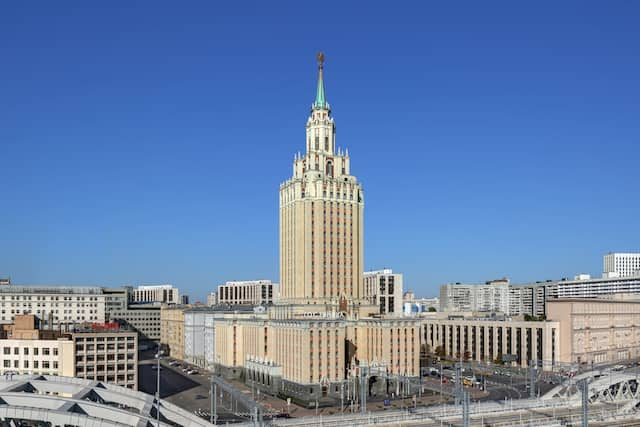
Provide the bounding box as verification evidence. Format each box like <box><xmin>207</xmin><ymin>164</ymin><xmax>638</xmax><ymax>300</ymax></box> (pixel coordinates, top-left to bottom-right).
<box><xmin>363</xmin><ymin>269</ymin><xmax>403</xmax><ymax>315</ymax></box>
<box><xmin>0</xmin><ymin>285</ymin><xmax>106</xmax><ymax>329</ymax></box>
<box><xmin>439</xmin><ymin>279</ymin><xmax>510</xmax><ymax>314</ymax></box>
<box><xmin>184</xmin><ymin>309</ymin><xmax>208</xmax><ymax>368</ymax></box>
<box><xmin>216</xmin><ymin>280</ymin><xmax>278</xmax><ymax>306</ymax></box>
<box><xmin>604</xmin><ymin>252</ymin><xmax>640</xmax><ymax>278</ymax></box>
<box><xmin>133</xmin><ymin>284</ymin><xmax>180</xmax><ymax>304</ymax></box>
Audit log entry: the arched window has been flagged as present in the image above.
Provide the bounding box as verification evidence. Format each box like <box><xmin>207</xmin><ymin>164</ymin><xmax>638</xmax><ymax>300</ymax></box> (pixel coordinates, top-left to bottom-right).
<box><xmin>326</xmin><ymin>160</ymin><xmax>333</xmax><ymax>177</ymax></box>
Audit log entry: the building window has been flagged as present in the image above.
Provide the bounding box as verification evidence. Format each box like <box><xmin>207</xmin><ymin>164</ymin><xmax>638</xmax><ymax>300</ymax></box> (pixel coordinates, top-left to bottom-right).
<box><xmin>326</xmin><ymin>161</ymin><xmax>333</xmax><ymax>177</ymax></box>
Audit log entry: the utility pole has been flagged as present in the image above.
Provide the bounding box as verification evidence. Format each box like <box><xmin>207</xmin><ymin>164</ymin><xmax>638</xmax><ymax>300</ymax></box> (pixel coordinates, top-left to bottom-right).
<box><xmin>529</xmin><ymin>360</ymin><xmax>537</xmax><ymax>399</ymax></box>
<box><xmin>462</xmin><ymin>389</ymin><xmax>470</xmax><ymax>427</ymax></box>
<box><xmin>455</xmin><ymin>363</ymin><xmax>462</xmax><ymax>405</ymax></box>
<box><xmin>579</xmin><ymin>378</ymin><xmax>588</xmax><ymax>427</ymax></box>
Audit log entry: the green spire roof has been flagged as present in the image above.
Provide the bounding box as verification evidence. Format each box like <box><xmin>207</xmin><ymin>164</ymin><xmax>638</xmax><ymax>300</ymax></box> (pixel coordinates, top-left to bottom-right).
<box><xmin>314</xmin><ymin>52</ymin><xmax>327</xmax><ymax>109</ymax></box>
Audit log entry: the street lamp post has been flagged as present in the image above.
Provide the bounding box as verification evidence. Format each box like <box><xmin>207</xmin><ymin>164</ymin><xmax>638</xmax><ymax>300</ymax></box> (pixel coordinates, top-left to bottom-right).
<box><xmin>210</xmin><ymin>365</ymin><xmax>217</xmax><ymax>425</ymax></box>
<box><xmin>155</xmin><ymin>348</ymin><xmax>164</xmax><ymax>427</ymax></box>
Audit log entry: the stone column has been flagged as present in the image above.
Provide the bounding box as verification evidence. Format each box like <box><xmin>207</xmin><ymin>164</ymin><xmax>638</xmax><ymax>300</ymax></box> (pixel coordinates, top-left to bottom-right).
<box><xmin>520</xmin><ymin>327</ymin><xmax>528</xmax><ymax>368</ymax></box>
<box><xmin>444</xmin><ymin>324</ymin><xmax>450</xmax><ymax>358</ymax></box>
<box><xmin>452</xmin><ymin>324</ymin><xmax>457</xmax><ymax>359</ymax></box>
<box><xmin>475</xmin><ymin>326</ymin><xmax>481</xmax><ymax>362</ymax></box>
<box><xmin>484</xmin><ymin>326</ymin><xmax>490</xmax><ymax>360</ymax></box>
<box><xmin>460</xmin><ymin>324</ymin><xmax>467</xmax><ymax>360</ymax></box>
<box><xmin>531</xmin><ymin>327</ymin><xmax>538</xmax><ymax>367</ymax></box>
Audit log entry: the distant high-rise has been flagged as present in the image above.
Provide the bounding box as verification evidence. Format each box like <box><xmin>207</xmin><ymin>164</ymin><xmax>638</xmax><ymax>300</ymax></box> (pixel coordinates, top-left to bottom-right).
<box><xmin>279</xmin><ymin>52</ymin><xmax>364</xmax><ymax>305</ymax></box>
<box><xmin>604</xmin><ymin>252</ymin><xmax>640</xmax><ymax>278</ymax></box>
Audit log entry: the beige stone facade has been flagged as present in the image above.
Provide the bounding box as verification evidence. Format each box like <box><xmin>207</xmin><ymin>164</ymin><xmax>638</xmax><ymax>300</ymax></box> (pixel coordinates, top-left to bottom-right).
<box><xmin>201</xmin><ymin>55</ymin><xmax>421</xmax><ymax>404</ymax></box>
<box><xmin>547</xmin><ymin>297</ymin><xmax>640</xmax><ymax>365</ymax></box>
<box><xmin>0</xmin><ymin>338</ymin><xmax>74</xmax><ymax>377</ymax></box>
<box><xmin>160</xmin><ymin>305</ymin><xmax>187</xmax><ymax>360</ymax></box>
<box><xmin>279</xmin><ymin>59</ymin><xmax>364</xmax><ymax>306</ymax></box>
<box><xmin>420</xmin><ymin>316</ymin><xmax>560</xmax><ymax>370</ymax></box>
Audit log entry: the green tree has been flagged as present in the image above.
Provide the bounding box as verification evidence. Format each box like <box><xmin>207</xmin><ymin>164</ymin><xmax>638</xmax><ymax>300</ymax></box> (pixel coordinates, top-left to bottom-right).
<box><xmin>428</xmin><ymin>307</ymin><xmax>437</xmax><ymax>312</ymax></box>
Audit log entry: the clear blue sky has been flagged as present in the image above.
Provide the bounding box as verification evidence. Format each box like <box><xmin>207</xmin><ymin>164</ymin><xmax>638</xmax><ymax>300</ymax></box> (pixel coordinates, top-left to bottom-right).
<box><xmin>1</xmin><ymin>2</ymin><xmax>639</xmax><ymax>301</ymax></box>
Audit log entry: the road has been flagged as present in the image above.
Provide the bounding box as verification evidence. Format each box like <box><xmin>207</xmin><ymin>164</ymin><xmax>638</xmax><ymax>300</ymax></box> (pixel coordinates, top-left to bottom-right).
<box><xmin>138</xmin><ymin>354</ymin><xmax>248</xmax><ymax>423</ymax></box>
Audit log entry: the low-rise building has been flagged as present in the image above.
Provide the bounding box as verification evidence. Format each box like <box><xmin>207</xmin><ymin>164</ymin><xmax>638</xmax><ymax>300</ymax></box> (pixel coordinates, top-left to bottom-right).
<box><xmin>420</xmin><ymin>314</ymin><xmax>560</xmax><ymax>370</ymax></box>
<box><xmin>0</xmin><ymin>315</ymin><xmax>74</xmax><ymax>377</ymax></box>
<box><xmin>403</xmin><ymin>296</ymin><xmax>439</xmax><ymax>316</ymax></box>
<box><xmin>546</xmin><ymin>296</ymin><xmax>640</xmax><ymax>365</ymax></box>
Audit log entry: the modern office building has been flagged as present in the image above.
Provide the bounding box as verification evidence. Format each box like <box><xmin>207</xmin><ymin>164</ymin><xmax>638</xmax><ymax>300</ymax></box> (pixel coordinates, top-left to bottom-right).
<box><xmin>216</xmin><ymin>280</ymin><xmax>278</xmax><ymax>306</ymax></box>
<box><xmin>0</xmin><ymin>285</ymin><xmax>106</xmax><ymax>329</ymax></box>
<box><xmin>133</xmin><ymin>284</ymin><xmax>180</xmax><ymax>304</ymax></box>
<box><xmin>72</xmin><ymin>325</ymin><xmax>138</xmax><ymax>389</ymax></box>
<box><xmin>103</xmin><ymin>287</ymin><xmax>161</xmax><ymax>342</ymax></box>
<box><xmin>363</xmin><ymin>269</ymin><xmax>403</xmax><ymax>315</ymax></box>
<box><xmin>439</xmin><ymin>279</ymin><xmax>510</xmax><ymax>314</ymax></box>
<box><xmin>604</xmin><ymin>252</ymin><xmax>640</xmax><ymax>278</ymax></box>
<box><xmin>547</xmin><ymin>296</ymin><xmax>640</xmax><ymax>365</ymax></box>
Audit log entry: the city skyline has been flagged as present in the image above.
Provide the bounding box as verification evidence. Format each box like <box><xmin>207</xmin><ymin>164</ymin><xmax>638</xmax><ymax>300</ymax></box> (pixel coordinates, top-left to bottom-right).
<box><xmin>2</xmin><ymin>3</ymin><xmax>640</xmax><ymax>301</ymax></box>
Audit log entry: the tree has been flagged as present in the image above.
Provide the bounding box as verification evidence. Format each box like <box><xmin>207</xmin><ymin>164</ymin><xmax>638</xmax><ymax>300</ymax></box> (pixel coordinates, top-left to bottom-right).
<box><xmin>494</xmin><ymin>352</ymin><xmax>503</xmax><ymax>365</ymax></box>
<box><xmin>428</xmin><ymin>307</ymin><xmax>437</xmax><ymax>312</ymax></box>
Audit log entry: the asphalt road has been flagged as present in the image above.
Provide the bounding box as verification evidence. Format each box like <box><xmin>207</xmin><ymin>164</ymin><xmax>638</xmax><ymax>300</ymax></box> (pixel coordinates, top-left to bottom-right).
<box><xmin>138</xmin><ymin>357</ymin><xmax>247</xmax><ymax>423</ymax></box>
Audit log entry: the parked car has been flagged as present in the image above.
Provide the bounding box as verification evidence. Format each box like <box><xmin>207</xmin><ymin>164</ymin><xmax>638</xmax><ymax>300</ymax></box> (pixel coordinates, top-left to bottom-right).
<box><xmin>187</xmin><ymin>370</ymin><xmax>199</xmax><ymax>375</ymax></box>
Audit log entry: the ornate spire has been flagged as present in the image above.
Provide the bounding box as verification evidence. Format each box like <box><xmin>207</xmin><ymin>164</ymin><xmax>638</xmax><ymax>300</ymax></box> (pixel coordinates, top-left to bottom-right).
<box><xmin>314</xmin><ymin>51</ymin><xmax>327</xmax><ymax>109</ymax></box>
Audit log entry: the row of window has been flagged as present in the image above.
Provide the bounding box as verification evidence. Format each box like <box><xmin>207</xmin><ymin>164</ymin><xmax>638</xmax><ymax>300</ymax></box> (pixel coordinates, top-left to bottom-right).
<box><xmin>3</xmin><ymin>359</ymin><xmax>58</xmax><ymax>369</ymax></box>
<box><xmin>3</xmin><ymin>347</ymin><xmax>57</xmax><ymax>356</ymax></box>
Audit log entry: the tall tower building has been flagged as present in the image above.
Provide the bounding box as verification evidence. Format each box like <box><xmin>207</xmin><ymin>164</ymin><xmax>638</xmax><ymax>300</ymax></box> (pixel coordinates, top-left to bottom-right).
<box><xmin>279</xmin><ymin>53</ymin><xmax>364</xmax><ymax>306</ymax></box>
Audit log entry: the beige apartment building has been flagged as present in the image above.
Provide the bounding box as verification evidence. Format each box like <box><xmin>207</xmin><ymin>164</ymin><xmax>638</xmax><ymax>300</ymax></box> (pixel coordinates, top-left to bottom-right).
<box><xmin>0</xmin><ymin>315</ymin><xmax>138</xmax><ymax>389</ymax></box>
<box><xmin>547</xmin><ymin>297</ymin><xmax>640</xmax><ymax>365</ymax></box>
<box><xmin>0</xmin><ymin>315</ymin><xmax>74</xmax><ymax>377</ymax></box>
<box><xmin>160</xmin><ymin>305</ymin><xmax>187</xmax><ymax>360</ymax></box>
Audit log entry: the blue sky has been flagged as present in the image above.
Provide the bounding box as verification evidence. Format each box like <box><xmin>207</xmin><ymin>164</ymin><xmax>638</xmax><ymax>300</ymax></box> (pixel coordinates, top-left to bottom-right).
<box><xmin>1</xmin><ymin>2</ymin><xmax>639</xmax><ymax>301</ymax></box>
